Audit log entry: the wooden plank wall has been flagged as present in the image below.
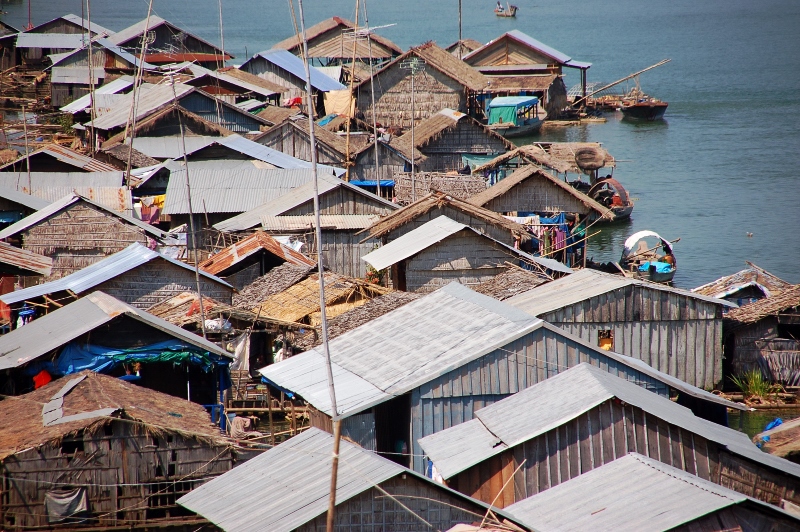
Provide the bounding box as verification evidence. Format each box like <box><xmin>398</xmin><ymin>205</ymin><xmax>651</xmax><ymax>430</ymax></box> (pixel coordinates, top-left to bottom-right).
<box><xmin>22</xmin><ymin>202</ymin><xmax>151</xmax><ymax>280</ymax></box>
<box><xmin>352</xmin><ymin>146</ymin><xmax>407</xmax><ymax>184</ymax></box>
<box><xmin>404</xmin><ymin>231</ymin><xmax>508</xmax><ymax>293</ymax></box>
<box><xmin>484</xmin><ymin>174</ymin><xmax>593</xmax><ymax>216</ymax></box>
<box><xmin>297</xmin><ymin>475</ymin><xmax>489</xmax><ymax>532</ymax></box>
<box><xmin>0</xmin><ymin>422</ymin><xmax>233</xmax><ymax>530</ymax></box>
<box><xmin>408</xmin><ymin>326</ymin><xmax>671</xmax><ymax>472</ymax></box>
<box><xmin>449</xmin><ymin>400</ymin><xmax>800</xmax><ymax>511</ymax></box>
<box><xmin>542</xmin><ymin>285</ymin><xmax>724</xmax><ymax>389</ymax></box>
<box><xmin>466</xmin><ymin>39</ymin><xmax>562</xmax><ymax>70</ymax></box>
<box><xmin>283</xmin><ymin>187</ymin><xmax>394</xmax><ymax>217</ymax></box>
<box><xmin>418</xmin><ymin>120</ymin><xmax>509</xmax><ymax>173</ymax></box>
<box><xmin>386</xmin><ymin>206</ymin><xmax>518</xmax><ymax>247</ymax></box>
<box><xmin>256</xmin><ymin>122</ymin><xmax>343</xmax><ymax>165</ymax></box>
<box><xmin>94</xmin><ymin>259</ymin><xmax>233</xmax><ymax>308</ymax></box>
<box><xmin>729</xmin><ymin>318</ymin><xmax>779</xmax><ymax>377</ymax></box>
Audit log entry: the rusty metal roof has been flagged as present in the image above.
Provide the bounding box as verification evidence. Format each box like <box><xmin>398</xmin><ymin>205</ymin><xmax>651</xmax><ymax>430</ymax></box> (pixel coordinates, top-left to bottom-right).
<box><xmin>0</xmin><ymin>144</ymin><xmax>119</xmax><ymax>173</ymax></box>
<box><xmin>199</xmin><ymin>231</ymin><xmax>314</xmax><ymax>277</ymax></box>
<box><xmin>0</xmin><ymin>241</ymin><xmax>52</xmax><ymax>276</ymax></box>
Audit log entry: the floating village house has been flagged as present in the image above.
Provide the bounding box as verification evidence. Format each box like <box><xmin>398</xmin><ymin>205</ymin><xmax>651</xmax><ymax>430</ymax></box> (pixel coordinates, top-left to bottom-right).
<box><xmin>389</xmin><ymin>108</ymin><xmax>513</xmax><ymax>173</ymax></box>
<box><xmin>505</xmin><ymin>453</ymin><xmax>800</xmax><ymax>531</ymax></box>
<box><xmin>361</xmin><ymin>215</ymin><xmax>571</xmax><ymax>293</ymax></box>
<box><xmin>184</xmin><ymin>64</ymin><xmax>285</xmax><ymax>107</ymax></box>
<box><xmin>107</xmin><ymin>15</ymin><xmax>231</xmax><ymax>68</ymax></box>
<box><xmin>505</xmin><ymin>268</ymin><xmax>736</xmax><ymax>391</ymax></box>
<box><xmin>239</xmin><ymin>49</ymin><xmax>346</xmax><ymax>115</ymax></box>
<box><xmin>0</xmin><ymin>172</ymin><xmax>136</xmax><ymax>215</ymax></box>
<box><xmin>0</xmin><ymin>193</ymin><xmax>167</xmax><ymax>281</ymax></box>
<box><xmin>14</xmin><ymin>14</ymin><xmax>113</xmax><ymax>69</ymax></box>
<box><xmin>354</xmin><ymin>42</ymin><xmax>489</xmax><ymax>129</ymax></box>
<box><xmin>463</xmin><ymin>30</ymin><xmax>591</xmax><ymax>116</ymax></box>
<box><xmin>419</xmin><ymin>363</ymin><xmax>800</xmax><ymax>512</ymax></box>
<box><xmin>0</xmin><ymin>291</ymin><xmax>232</xmax><ymax>404</ymax></box>
<box><xmin>214</xmin><ymin>173</ymin><xmax>397</xmax><ymax>278</ymax></box>
<box><xmin>467</xmin><ymin>165</ymin><xmax>615</xmax><ymax>222</ymax></box>
<box><xmin>693</xmin><ymin>261</ymin><xmax>793</xmax><ymax>307</ymax></box>
<box><xmin>0</xmin><ymin>243</ymin><xmax>233</xmax><ymax>316</ymax></box>
<box><xmin>178</xmin><ymin>428</ymin><xmax>529</xmax><ymax>532</ymax></box>
<box><xmin>261</xmin><ymin>283</ymin><xmax>742</xmax><ymax>474</ymax></box>
<box><xmin>271</xmin><ymin>16</ymin><xmax>402</xmax><ymax>68</ymax></box>
<box><xmin>0</xmin><ymin>371</ymin><xmax>236</xmax><ymax>530</ymax></box>
<box><xmin>723</xmin><ymin>284</ymin><xmax>800</xmax><ymax>386</ymax></box>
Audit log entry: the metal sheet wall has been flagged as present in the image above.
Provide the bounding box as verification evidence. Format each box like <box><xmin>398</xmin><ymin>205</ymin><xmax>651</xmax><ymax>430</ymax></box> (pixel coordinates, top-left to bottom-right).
<box><xmin>341</xmin><ymin>412</ymin><xmax>377</xmax><ymax>451</ymax></box>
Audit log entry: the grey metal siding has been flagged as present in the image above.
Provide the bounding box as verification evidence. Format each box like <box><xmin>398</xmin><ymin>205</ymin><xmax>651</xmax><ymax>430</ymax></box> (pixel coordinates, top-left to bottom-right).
<box><xmin>408</xmin><ymin>327</ymin><xmax>670</xmax><ymax>473</ymax></box>
<box><xmin>341</xmin><ymin>412</ymin><xmax>377</xmax><ymax>452</ymax></box>
<box><xmin>180</xmin><ymin>91</ymin><xmax>265</xmax><ymax>133</ymax></box>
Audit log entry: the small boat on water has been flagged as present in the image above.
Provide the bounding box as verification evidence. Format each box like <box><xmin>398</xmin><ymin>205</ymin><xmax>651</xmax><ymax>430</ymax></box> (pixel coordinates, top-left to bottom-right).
<box><xmin>486</xmin><ymin>95</ymin><xmax>542</xmax><ymax>138</ymax></box>
<box><xmin>494</xmin><ymin>3</ymin><xmax>518</xmax><ymax>17</ymax></box>
<box><xmin>620</xmin><ymin>230</ymin><xmax>678</xmax><ymax>284</ymax></box>
<box><xmin>619</xmin><ymin>86</ymin><xmax>668</xmax><ymax>121</ymax></box>
<box><xmin>588</xmin><ymin>177</ymin><xmax>634</xmax><ymax>220</ymax></box>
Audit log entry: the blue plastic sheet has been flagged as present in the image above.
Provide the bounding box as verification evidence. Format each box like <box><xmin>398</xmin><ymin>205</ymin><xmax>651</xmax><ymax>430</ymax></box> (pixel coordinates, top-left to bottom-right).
<box><xmin>638</xmin><ymin>261</ymin><xmax>674</xmax><ymax>274</ymax></box>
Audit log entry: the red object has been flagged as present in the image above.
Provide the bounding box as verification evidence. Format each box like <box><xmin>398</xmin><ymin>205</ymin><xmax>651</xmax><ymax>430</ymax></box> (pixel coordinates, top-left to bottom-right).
<box><xmin>285</xmin><ymin>97</ymin><xmax>303</xmax><ymax>107</ymax></box>
<box><xmin>33</xmin><ymin>370</ymin><xmax>51</xmax><ymax>389</ymax></box>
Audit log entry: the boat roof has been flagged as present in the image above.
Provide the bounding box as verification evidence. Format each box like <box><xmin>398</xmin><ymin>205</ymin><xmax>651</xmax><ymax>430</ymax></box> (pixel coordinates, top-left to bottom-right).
<box><xmin>487</xmin><ymin>95</ymin><xmax>539</xmax><ymax>108</ymax></box>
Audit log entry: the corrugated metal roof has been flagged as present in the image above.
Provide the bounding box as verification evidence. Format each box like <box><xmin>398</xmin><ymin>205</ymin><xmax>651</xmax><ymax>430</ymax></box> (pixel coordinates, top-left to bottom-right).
<box><xmin>252</xmin><ymin>49</ymin><xmax>347</xmax><ymax>92</ymax></box>
<box><xmin>234</xmin><ymin>99</ymin><xmax>267</xmax><ymax>112</ymax></box>
<box><xmin>0</xmin><ymin>144</ymin><xmax>119</xmax><ymax>173</ymax></box>
<box><xmin>51</xmin><ymin>67</ymin><xmax>105</xmax><ymax>85</ymax></box>
<box><xmin>0</xmin><ymin>243</ymin><xmax>230</xmax><ymax>305</ymax></box>
<box><xmin>29</xmin><ymin>186</ymin><xmax>132</xmax><ymax>214</ymax></box>
<box><xmin>0</xmin><ymin>171</ymin><xmax>123</xmax><ymax>189</ymax></box>
<box><xmin>199</xmin><ymin>231</ymin><xmax>314</xmax><ymax>276</ymax></box>
<box><xmin>108</xmin><ymin>15</ymin><xmax>229</xmax><ymax>58</ymax></box>
<box><xmin>0</xmin><ymin>186</ymin><xmax>50</xmax><ymax>210</ymax></box>
<box><xmin>49</xmin><ymin>38</ymin><xmax>149</xmax><ymax>70</ymax></box>
<box><xmin>213</xmin><ymin>173</ymin><xmax>393</xmax><ymax>232</ymax></box>
<box><xmin>178</xmin><ymin>427</ymin><xmax>521</xmax><ymax>532</ymax></box>
<box><xmin>88</xmin><ymin>83</ymin><xmax>195</xmax><ymax>131</ymax></box>
<box><xmin>261</xmin><ymin>214</ymin><xmax>379</xmax><ymax>231</ymax></box>
<box><xmin>506</xmin><ymin>268</ymin><xmax>736</xmax><ymax>315</ymax></box>
<box><xmin>260</xmin><ymin>282</ymin><xmax>541</xmax><ymax>418</ymax></box>
<box><xmin>188</xmin><ymin>64</ymin><xmax>279</xmax><ymax>98</ymax></box>
<box><xmin>60</xmin><ymin>76</ymin><xmax>134</xmax><ymax>114</ymax></box>
<box><xmin>0</xmin><ymin>193</ymin><xmax>166</xmax><ymax>241</ymax></box>
<box><xmin>361</xmin><ymin>215</ymin><xmax>573</xmax><ymax>274</ymax></box>
<box><xmin>128</xmin><ymin>136</ymin><xmax>217</xmax><ymax>159</ymax></box>
<box><xmin>15</xmin><ymin>33</ymin><xmax>85</xmax><ymax>49</ymax></box>
<box><xmin>420</xmin><ymin>363</ymin><xmax>794</xmax><ymax>481</ymax></box>
<box><xmin>464</xmin><ymin>30</ymin><xmax>582</xmax><ymax>68</ymax></box>
<box><xmin>163</xmin><ymin>167</ymin><xmax>317</xmax><ymax>215</ymax></box>
<box><xmin>505</xmin><ymin>453</ymin><xmax>778</xmax><ymax>531</ymax></box>
<box><xmin>0</xmin><ymin>291</ymin><xmax>229</xmax><ymax>371</ymax></box>
<box><xmin>0</xmin><ymin>241</ymin><xmax>52</xmax><ymax>276</ymax></box>
<box><xmin>58</xmin><ymin>14</ymin><xmax>114</xmax><ymax>36</ymax></box>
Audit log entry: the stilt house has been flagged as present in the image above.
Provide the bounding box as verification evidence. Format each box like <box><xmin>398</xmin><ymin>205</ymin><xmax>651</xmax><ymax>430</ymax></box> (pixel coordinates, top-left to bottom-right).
<box><xmin>0</xmin><ymin>371</ymin><xmax>236</xmax><ymax>530</ymax></box>
<box><xmin>419</xmin><ymin>363</ymin><xmax>800</xmax><ymax>511</ymax></box>
<box><xmin>260</xmin><ymin>283</ymin><xmax>742</xmax><ymax>474</ymax></box>
<box><xmin>505</xmin><ymin>268</ymin><xmax>736</xmax><ymax>390</ymax></box>
<box><xmin>693</xmin><ymin>261</ymin><xmax>793</xmax><ymax>307</ymax></box>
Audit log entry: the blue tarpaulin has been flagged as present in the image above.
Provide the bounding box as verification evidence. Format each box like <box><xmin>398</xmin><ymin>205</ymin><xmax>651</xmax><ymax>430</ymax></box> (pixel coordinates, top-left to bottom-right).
<box><xmin>350</xmin><ymin>180</ymin><xmax>394</xmax><ymax>187</ymax></box>
<box><xmin>638</xmin><ymin>261</ymin><xmax>674</xmax><ymax>274</ymax></box>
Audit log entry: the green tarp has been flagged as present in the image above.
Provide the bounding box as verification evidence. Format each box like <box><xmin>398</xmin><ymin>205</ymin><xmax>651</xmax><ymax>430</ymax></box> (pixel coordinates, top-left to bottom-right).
<box><xmin>488</xmin><ymin>106</ymin><xmax>519</xmax><ymax>126</ymax></box>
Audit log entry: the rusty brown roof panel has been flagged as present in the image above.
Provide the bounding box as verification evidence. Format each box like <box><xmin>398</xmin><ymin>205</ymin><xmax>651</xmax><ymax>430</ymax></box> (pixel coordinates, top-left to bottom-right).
<box><xmin>199</xmin><ymin>231</ymin><xmax>315</xmax><ymax>276</ymax></box>
<box><xmin>0</xmin><ymin>241</ymin><xmax>52</xmax><ymax>276</ymax></box>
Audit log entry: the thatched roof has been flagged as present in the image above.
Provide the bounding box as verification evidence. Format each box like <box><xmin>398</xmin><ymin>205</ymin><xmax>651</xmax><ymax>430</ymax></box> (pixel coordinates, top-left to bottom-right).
<box><xmin>725</xmin><ymin>284</ymin><xmax>800</xmax><ymax>327</ymax></box>
<box><xmin>356</xmin><ymin>41</ymin><xmax>488</xmax><ymax>92</ymax></box>
<box><xmin>391</xmin><ymin>108</ymin><xmax>513</xmax><ymax>157</ymax></box>
<box><xmin>472</xmin><ymin>144</ymin><xmax>572</xmax><ymax>175</ymax></box>
<box><xmin>692</xmin><ymin>261</ymin><xmax>793</xmax><ymax>300</ymax></box>
<box><xmin>360</xmin><ymin>190</ymin><xmax>531</xmax><ymax>242</ymax></box>
<box><xmin>217</xmin><ymin>66</ymin><xmax>289</xmax><ymax>94</ymax></box>
<box><xmin>0</xmin><ymin>371</ymin><xmax>228</xmax><ymax>460</ymax></box>
<box><xmin>292</xmin><ymin>291</ymin><xmax>421</xmax><ymax>351</ymax></box>
<box><xmin>257</xmin><ymin>105</ymin><xmax>302</xmax><ymax>125</ymax></box>
<box><xmin>272</xmin><ymin>16</ymin><xmax>402</xmax><ymax>59</ymax></box>
<box><xmin>467</xmin><ymin>166</ymin><xmax>616</xmax><ymax>220</ymax></box>
<box><xmin>233</xmin><ymin>263</ymin><xmax>314</xmax><ymax>309</ymax></box>
<box><xmin>101</xmin><ymin>143</ymin><xmax>160</xmax><ymax>169</ymax></box>
<box><xmin>472</xmin><ymin>265</ymin><xmax>549</xmax><ymax>301</ymax></box>
<box><xmin>251</xmin><ymin>271</ymin><xmax>391</xmax><ymax>325</ymax></box>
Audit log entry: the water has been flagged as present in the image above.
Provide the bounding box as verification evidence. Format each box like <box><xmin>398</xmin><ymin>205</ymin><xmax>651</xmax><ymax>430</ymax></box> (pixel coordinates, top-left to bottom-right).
<box><xmin>729</xmin><ymin>407</ymin><xmax>800</xmax><ymax>440</ymax></box>
<box><xmin>3</xmin><ymin>0</ymin><xmax>799</xmax><ymax>288</ymax></box>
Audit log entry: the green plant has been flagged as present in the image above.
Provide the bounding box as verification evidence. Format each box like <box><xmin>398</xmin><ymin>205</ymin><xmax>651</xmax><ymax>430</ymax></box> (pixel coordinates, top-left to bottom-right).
<box><xmin>729</xmin><ymin>369</ymin><xmax>781</xmax><ymax>400</ymax></box>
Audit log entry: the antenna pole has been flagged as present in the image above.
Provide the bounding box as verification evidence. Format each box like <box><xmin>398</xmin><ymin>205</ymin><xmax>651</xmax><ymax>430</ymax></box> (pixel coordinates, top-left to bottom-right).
<box><xmin>21</xmin><ymin>104</ymin><xmax>30</xmax><ymax>192</ymax></box>
<box><xmin>295</xmin><ymin>1</ymin><xmax>340</xmax><ymax>530</ymax></box>
<box><xmin>124</xmin><ymin>0</ymin><xmax>154</xmax><ymax>188</ymax></box>
<box><xmin>458</xmin><ymin>0</ymin><xmax>463</xmax><ymax>58</ymax></box>
<box><xmin>362</xmin><ymin>0</ymin><xmax>381</xmax><ymax>198</ymax></box>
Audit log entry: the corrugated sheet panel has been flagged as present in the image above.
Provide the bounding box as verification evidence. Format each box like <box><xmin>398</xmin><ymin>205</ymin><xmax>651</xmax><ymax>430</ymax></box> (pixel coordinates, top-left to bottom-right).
<box><xmin>0</xmin><ymin>243</ymin><xmax>230</xmax><ymax>305</ymax></box>
<box><xmin>189</xmin><ymin>65</ymin><xmax>279</xmax><ymax>97</ymax></box>
<box><xmin>362</xmin><ymin>215</ymin><xmax>466</xmax><ymax>271</ymax></box>
<box><xmin>260</xmin><ymin>282</ymin><xmax>540</xmax><ymax>417</ymax></box>
<box><xmin>31</xmin><ymin>186</ymin><xmax>131</xmax><ymax>213</ymax></box>
<box><xmin>16</xmin><ymin>33</ymin><xmax>85</xmax><ymax>49</ymax></box>
<box><xmin>88</xmin><ymin>83</ymin><xmax>194</xmax><ymax>131</ymax></box>
<box><xmin>254</xmin><ymin>49</ymin><xmax>347</xmax><ymax>92</ymax></box>
<box><xmin>51</xmin><ymin>67</ymin><xmax>105</xmax><ymax>85</ymax></box>
<box><xmin>505</xmin><ymin>30</ymin><xmax>572</xmax><ymax>64</ymax></box>
<box><xmin>0</xmin><ymin>186</ymin><xmax>51</xmax><ymax>210</ymax></box>
<box><xmin>0</xmin><ymin>291</ymin><xmax>229</xmax><ymax>371</ymax></box>
<box><xmin>129</xmin><ymin>136</ymin><xmax>217</xmax><ymax>159</ymax></box>
<box><xmin>0</xmin><ymin>171</ymin><xmax>123</xmax><ymax>189</ymax></box>
<box><xmin>60</xmin><ymin>76</ymin><xmax>134</xmax><ymax>113</ymax></box>
<box><xmin>199</xmin><ymin>231</ymin><xmax>314</xmax><ymax>276</ymax></box>
<box><xmin>0</xmin><ymin>241</ymin><xmax>52</xmax><ymax>276</ymax></box>
<box><xmin>261</xmin><ymin>214</ymin><xmax>379</xmax><ymax>231</ymax></box>
<box><xmin>506</xmin><ymin>268</ymin><xmax>735</xmax><ymax>317</ymax></box>
<box><xmin>163</xmin><ymin>167</ymin><xmax>316</xmax><ymax>215</ymax></box>
<box><xmin>59</xmin><ymin>14</ymin><xmax>115</xmax><ymax>36</ymax></box>
<box><xmin>17</xmin><ymin>144</ymin><xmax>119</xmax><ymax>172</ymax></box>
<box><xmin>505</xmin><ymin>453</ymin><xmax>750</xmax><ymax>531</ymax></box>
<box><xmin>108</xmin><ymin>16</ymin><xmax>227</xmax><ymax>57</ymax></box>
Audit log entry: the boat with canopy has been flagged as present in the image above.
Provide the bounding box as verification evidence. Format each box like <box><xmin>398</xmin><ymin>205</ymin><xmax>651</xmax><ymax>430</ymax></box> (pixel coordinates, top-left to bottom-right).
<box><xmin>620</xmin><ymin>230</ymin><xmax>678</xmax><ymax>284</ymax></box>
<box><xmin>486</xmin><ymin>95</ymin><xmax>542</xmax><ymax>138</ymax></box>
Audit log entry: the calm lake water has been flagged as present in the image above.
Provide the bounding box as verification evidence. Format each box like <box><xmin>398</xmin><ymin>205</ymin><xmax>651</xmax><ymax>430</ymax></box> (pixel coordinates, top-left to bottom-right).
<box><xmin>4</xmin><ymin>0</ymin><xmax>799</xmax><ymax>289</ymax></box>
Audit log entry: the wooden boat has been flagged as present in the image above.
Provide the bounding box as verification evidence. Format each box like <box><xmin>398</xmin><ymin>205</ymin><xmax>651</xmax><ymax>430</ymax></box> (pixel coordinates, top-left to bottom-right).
<box><xmin>588</xmin><ymin>177</ymin><xmax>634</xmax><ymax>220</ymax></box>
<box><xmin>619</xmin><ymin>86</ymin><xmax>668</xmax><ymax>121</ymax></box>
<box><xmin>486</xmin><ymin>95</ymin><xmax>542</xmax><ymax>138</ymax></box>
<box><xmin>494</xmin><ymin>3</ymin><xmax>518</xmax><ymax>17</ymax></box>
<box><xmin>619</xmin><ymin>230</ymin><xmax>677</xmax><ymax>284</ymax></box>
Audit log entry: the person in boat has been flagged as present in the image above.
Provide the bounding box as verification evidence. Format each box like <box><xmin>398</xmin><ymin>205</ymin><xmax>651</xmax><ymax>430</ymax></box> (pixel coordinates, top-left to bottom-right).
<box><xmin>496</xmin><ymin>1</ymin><xmax>503</xmax><ymax>11</ymax></box>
